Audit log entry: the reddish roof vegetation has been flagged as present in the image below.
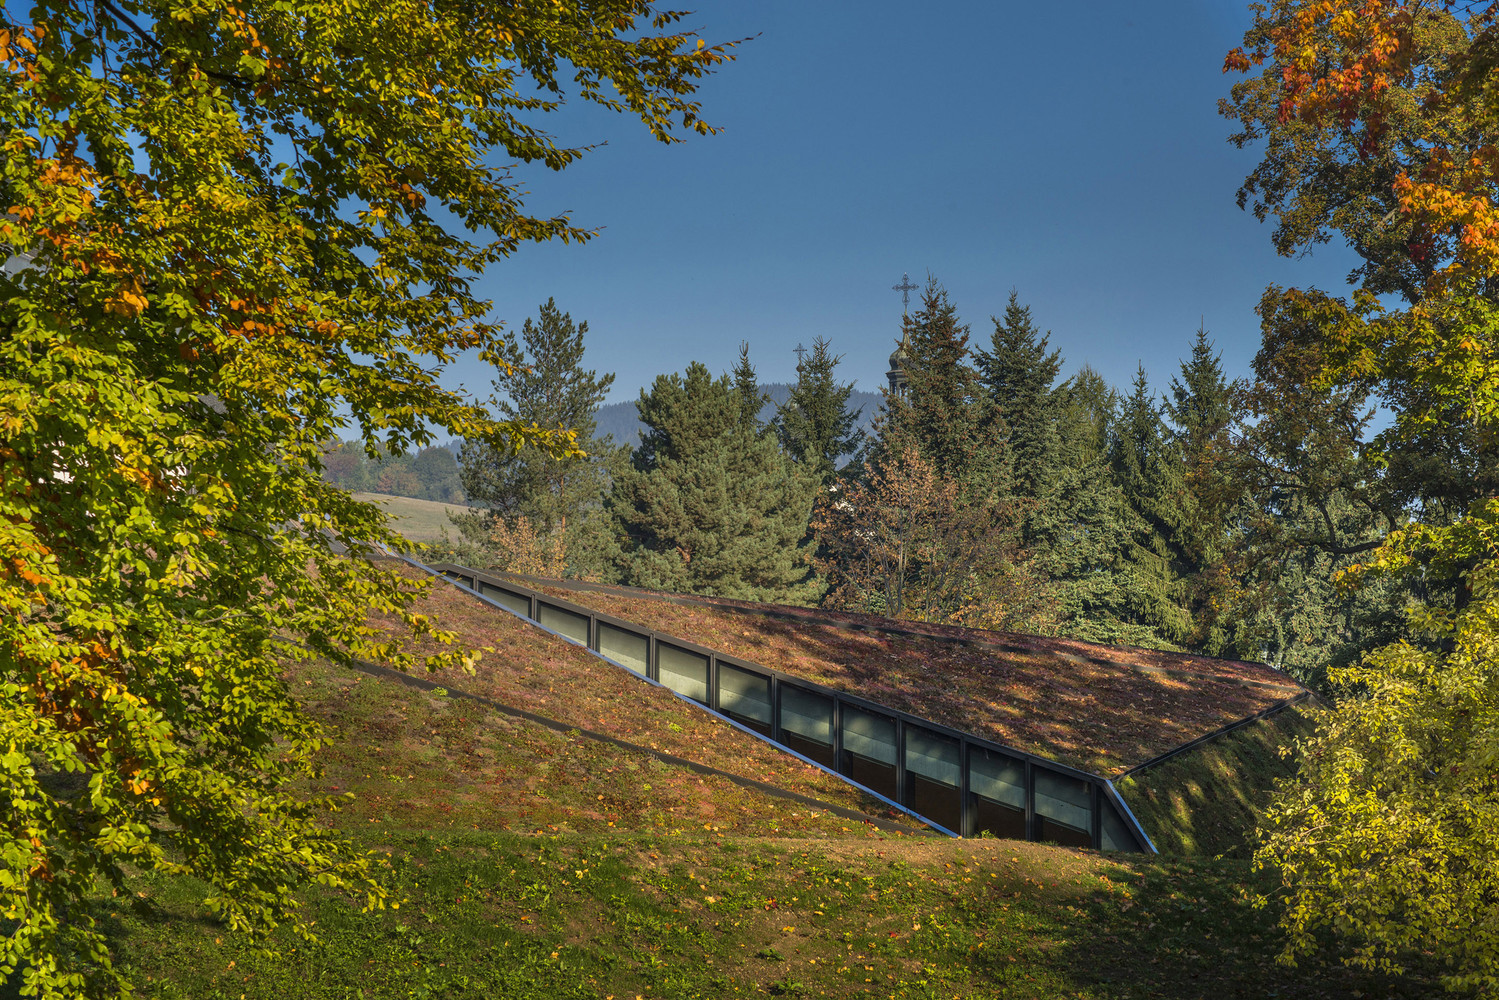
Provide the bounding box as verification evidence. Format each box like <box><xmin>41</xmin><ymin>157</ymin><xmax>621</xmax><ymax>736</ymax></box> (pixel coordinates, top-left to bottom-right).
<box><xmin>525</xmin><ymin>578</ymin><xmax>1305</xmax><ymax>776</ymax></box>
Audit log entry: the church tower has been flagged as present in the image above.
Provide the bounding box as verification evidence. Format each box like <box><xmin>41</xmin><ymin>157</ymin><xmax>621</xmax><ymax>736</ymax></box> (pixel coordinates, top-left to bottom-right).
<box><xmin>886</xmin><ymin>271</ymin><xmax>918</xmax><ymax>397</ymax></box>
<box><xmin>886</xmin><ymin>330</ymin><xmax>910</xmax><ymax>397</ymax></box>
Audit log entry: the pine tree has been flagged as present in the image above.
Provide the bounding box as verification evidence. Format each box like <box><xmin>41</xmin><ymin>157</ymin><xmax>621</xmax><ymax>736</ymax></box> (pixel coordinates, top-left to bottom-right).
<box><xmin>457</xmin><ymin>298</ymin><xmax>621</xmax><ymax>574</ymax></box>
<box><xmin>607</xmin><ymin>361</ymin><xmax>820</xmax><ymax>602</ymax></box>
<box><xmin>773</xmin><ymin>336</ymin><xmax>867</xmax><ymax>489</ymax></box>
<box><xmin>975</xmin><ymin>290</ymin><xmax>1064</xmax><ymax>499</ymax></box>
<box><xmin>879</xmin><ymin>277</ymin><xmax>995</xmax><ymax>490</ymax></box>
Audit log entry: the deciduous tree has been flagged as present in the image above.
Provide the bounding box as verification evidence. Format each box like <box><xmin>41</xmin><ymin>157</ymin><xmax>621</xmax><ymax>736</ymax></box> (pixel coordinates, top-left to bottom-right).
<box><xmin>0</xmin><ymin>3</ymin><xmax>733</xmax><ymax>995</ymax></box>
<box><xmin>1227</xmin><ymin>1</ymin><xmax>1499</xmax><ymax>987</ymax></box>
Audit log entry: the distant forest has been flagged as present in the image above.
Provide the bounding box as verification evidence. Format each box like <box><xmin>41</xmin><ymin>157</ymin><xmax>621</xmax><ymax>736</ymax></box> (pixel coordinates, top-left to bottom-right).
<box><xmin>321</xmin><ymin>382</ymin><xmax>883</xmax><ymax>502</ymax></box>
<box><xmin>594</xmin><ymin>384</ymin><xmax>884</xmax><ymax>448</ymax></box>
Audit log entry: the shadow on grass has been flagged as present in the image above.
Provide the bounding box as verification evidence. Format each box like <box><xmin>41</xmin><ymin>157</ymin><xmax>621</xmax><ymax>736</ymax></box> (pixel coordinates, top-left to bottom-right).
<box><xmin>1056</xmin><ymin>858</ymin><xmax>1438</xmax><ymax>999</ymax></box>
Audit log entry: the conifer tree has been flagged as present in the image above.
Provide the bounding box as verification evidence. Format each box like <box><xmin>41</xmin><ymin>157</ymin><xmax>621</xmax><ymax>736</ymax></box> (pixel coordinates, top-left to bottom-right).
<box><xmin>975</xmin><ymin>290</ymin><xmax>1064</xmax><ymax>498</ymax></box>
<box><xmin>773</xmin><ymin>336</ymin><xmax>866</xmax><ymax>489</ymax></box>
<box><xmin>880</xmin><ymin>277</ymin><xmax>995</xmax><ymax>490</ymax></box>
<box><xmin>608</xmin><ymin>362</ymin><xmax>819</xmax><ymax>602</ymax></box>
<box><xmin>457</xmin><ymin>299</ymin><xmax>622</xmax><ymax>574</ymax></box>
<box><xmin>1162</xmin><ymin>325</ymin><xmax>1240</xmax><ymax>651</ymax></box>
<box><xmin>732</xmin><ymin>341</ymin><xmax>769</xmax><ymax>431</ymax></box>
<box><xmin>1110</xmin><ymin>365</ymin><xmax>1192</xmax><ymax>645</ymax></box>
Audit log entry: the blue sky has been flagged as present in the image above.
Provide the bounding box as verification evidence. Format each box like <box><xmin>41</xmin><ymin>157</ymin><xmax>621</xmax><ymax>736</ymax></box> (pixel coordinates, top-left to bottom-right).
<box><xmin>438</xmin><ymin>2</ymin><xmax>1362</xmax><ymax>409</ymax></box>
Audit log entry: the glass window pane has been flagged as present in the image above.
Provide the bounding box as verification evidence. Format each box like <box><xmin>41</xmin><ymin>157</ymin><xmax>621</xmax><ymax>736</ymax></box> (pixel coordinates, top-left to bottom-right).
<box><xmin>904</xmin><ymin>727</ymin><xmax>960</xmax><ymax>832</ymax></box>
<box><xmin>840</xmin><ymin>705</ymin><xmax>898</xmax><ymax>800</ymax></box>
<box><xmin>1099</xmin><ymin>798</ymin><xmax>1139</xmax><ymax>853</ymax></box>
<box><xmin>658</xmin><ymin>643</ymin><xmax>709</xmax><ymax>705</ymax></box>
<box><xmin>969</xmin><ymin>748</ymin><xmax>1026</xmax><ymax>810</ymax></box>
<box><xmin>778</xmin><ymin>685</ymin><xmax>835</xmax><ymax>768</ymax></box>
<box><xmin>968</xmin><ymin>746</ymin><xmax>1028</xmax><ymax>840</ymax></box>
<box><xmin>479</xmin><ymin>581</ymin><xmax>531</xmax><ymax>618</ymax></box>
<box><xmin>718</xmin><ymin>664</ymin><xmax>772</xmax><ymax>734</ymax></box>
<box><xmin>1035</xmin><ymin>769</ymin><xmax>1093</xmax><ymax>848</ymax></box>
<box><xmin>537</xmin><ymin>602</ymin><xmax>590</xmax><ymax>643</ymax></box>
<box><xmin>904</xmin><ymin>727</ymin><xmax>960</xmax><ymax>785</ymax></box>
<box><xmin>598</xmin><ymin>623</ymin><xmax>649</xmax><ymax>675</ymax></box>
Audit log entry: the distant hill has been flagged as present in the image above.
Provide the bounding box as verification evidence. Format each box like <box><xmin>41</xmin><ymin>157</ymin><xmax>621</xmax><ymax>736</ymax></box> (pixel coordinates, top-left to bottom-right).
<box><xmin>595</xmin><ymin>382</ymin><xmax>885</xmax><ymax>449</ymax></box>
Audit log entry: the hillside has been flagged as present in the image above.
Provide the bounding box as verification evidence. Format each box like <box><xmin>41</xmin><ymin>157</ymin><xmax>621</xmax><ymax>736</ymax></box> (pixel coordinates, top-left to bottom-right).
<box><xmin>100</xmin><ymin>574</ymin><xmax>1433</xmax><ymax>1000</ymax></box>
<box><xmin>353</xmin><ymin>492</ymin><xmax>477</xmax><ymax>543</ymax></box>
<box><xmin>595</xmin><ymin>382</ymin><xmax>885</xmax><ymax>448</ymax></box>
<box><xmin>1113</xmin><ymin>706</ymin><xmax>1316</xmax><ymax>858</ymax></box>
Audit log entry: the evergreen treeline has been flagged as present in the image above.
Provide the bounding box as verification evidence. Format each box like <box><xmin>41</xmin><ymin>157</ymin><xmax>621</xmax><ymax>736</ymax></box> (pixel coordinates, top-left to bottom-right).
<box><xmin>366</xmin><ymin>290</ymin><xmax>1424</xmax><ymax>691</ymax></box>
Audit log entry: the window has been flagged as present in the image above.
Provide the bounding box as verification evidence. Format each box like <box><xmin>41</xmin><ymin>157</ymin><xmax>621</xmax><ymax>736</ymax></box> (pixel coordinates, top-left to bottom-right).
<box><xmin>717</xmin><ymin>664</ymin><xmax>772</xmax><ymax>736</ymax></box>
<box><xmin>968</xmin><ymin>747</ymin><xmax>1027</xmax><ymax>840</ymax></box>
<box><xmin>840</xmin><ymin>705</ymin><xmax>898</xmax><ymax>800</ymax></box>
<box><xmin>537</xmin><ymin>602</ymin><xmax>590</xmax><ymax>644</ymax></box>
<box><xmin>1099</xmin><ymin>798</ymin><xmax>1139</xmax><ymax>853</ymax></box>
<box><xmin>1034</xmin><ymin>769</ymin><xmax>1093</xmax><ymax>848</ymax></box>
<box><xmin>597</xmin><ymin>623</ymin><xmax>649</xmax><ymax>676</ymax></box>
<box><xmin>478</xmin><ymin>581</ymin><xmax>531</xmax><ymax>618</ymax></box>
<box><xmin>778</xmin><ymin>685</ymin><xmax>835</xmax><ymax>768</ymax></box>
<box><xmin>904</xmin><ymin>726</ymin><xmax>961</xmax><ymax>833</ymax></box>
<box><xmin>657</xmin><ymin>643</ymin><xmax>709</xmax><ymax>705</ymax></box>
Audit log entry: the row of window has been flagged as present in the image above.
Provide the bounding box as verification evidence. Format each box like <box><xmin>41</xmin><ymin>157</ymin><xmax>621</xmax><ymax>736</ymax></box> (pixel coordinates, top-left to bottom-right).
<box><xmin>441</xmin><ymin>567</ymin><xmax>1151</xmax><ymax>852</ymax></box>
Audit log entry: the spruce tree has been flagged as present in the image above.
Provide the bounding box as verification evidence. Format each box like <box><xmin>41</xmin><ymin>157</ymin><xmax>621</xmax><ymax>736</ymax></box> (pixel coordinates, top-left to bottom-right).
<box><xmin>773</xmin><ymin>336</ymin><xmax>866</xmax><ymax>489</ymax></box>
<box><xmin>880</xmin><ymin>277</ymin><xmax>994</xmax><ymax>490</ymax></box>
<box><xmin>1109</xmin><ymin>365</ymin><xmax>1192</xmax><ymax>645</ymax></box>
<box><xmin>732</xmin><ymin>341</ymin><xmax>769</xmax><ymax>431</ymax></box>
<box><xmin>975</xmin><ymin>290</ymin><xmax>1064</xmax><ymax>499</ymax></box>
<box><xmin>1027</xmin><ymin>366</ymin><xmax>1164</xmax><ymax>647</ymax></box>
<box><xmin>607</xmin><ymin>361</ymin><xmax>820</xmax><ymax>602</ymax></box>
<box><xmin>457</xmin><ymin>298</ymin><xmax>621</xmax><ymax>573</ymax></box>
<box><xmin>1164</xmin><ymin>325</ymin><xmax>1234</xmax><ymax>463</ymax></box>
<box><xmin>1162</xmin><ymin>325</ymin><xmax>1239</xmax><ymax>651</ymax></box>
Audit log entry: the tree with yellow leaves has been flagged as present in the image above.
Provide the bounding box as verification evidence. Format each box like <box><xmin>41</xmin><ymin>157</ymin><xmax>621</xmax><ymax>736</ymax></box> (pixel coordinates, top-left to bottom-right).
<box><xmin>1227</xmin><ymin>1</ymin><xmax>1499</xmax><ymax>989</ymax></box>
<box><xmin>0</xmin><ymin>2</ymin><xmax>734</xmax><ymax>995</ymax></box>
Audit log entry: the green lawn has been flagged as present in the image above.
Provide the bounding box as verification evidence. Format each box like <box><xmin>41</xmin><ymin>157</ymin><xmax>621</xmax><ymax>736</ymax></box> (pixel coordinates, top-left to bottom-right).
<box><xmin>53</xmin><ymin>633</ymin><xmax>1437</xmax><ymax>999</ymax></box>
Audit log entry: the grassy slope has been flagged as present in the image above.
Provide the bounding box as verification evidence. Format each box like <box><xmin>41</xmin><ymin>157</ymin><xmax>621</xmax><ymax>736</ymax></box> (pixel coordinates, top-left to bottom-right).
<box><xmin>522</xmin><ymin>580</ymin><xmax>1297</xmax><ymax>775</ymax></box>
<box><xmin>1113</xmin><ymin>707</ymin><xmax>1316</xmax><ymax>858</ymax></box>
<box><xmin>65</xmin><ymin>580</ymin><xmax>1437</xmax><ymax>999</ymax></box>
<box><xmin>362</xmin><ymin>577</ymin><xmax>906</xmax><ymax>821</ymax></box>
<box><xmin>103</xmin><ymin>656</ymin><xmax>1433</xmax><ymax>1000</ymax></box>
<box><xmin>353</xmin><ymin>492</ymin><xmax>475</xmax><ymax>542</ymax></box>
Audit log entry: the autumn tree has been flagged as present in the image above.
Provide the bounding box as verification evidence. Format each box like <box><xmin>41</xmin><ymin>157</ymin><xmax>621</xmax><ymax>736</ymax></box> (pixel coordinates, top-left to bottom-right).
<box><xmin>1227</xmin><ymin>1</ymin><xmax>1499</xmax><ymax>988</ymax></box>
<box><xmin>813</xmin><ymin>448</ymin><xmax>1040</xmax><ymax>629</ymax></box>
<box><xmin>0</xmin><ymin>3</ymin><xmax>734</xmax><ymax>996</ymax></box>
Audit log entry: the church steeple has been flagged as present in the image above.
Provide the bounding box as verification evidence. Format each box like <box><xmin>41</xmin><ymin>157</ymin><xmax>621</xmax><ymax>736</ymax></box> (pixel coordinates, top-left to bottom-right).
<box><xmin>887</xmin><ymin>329</ymin><xmax>911</xmax><ymax>397</ymax></box>
<box><xmin>886</xmin><ymin>271</ymin><xmax>918</xmax><ymax>397</ymax></box>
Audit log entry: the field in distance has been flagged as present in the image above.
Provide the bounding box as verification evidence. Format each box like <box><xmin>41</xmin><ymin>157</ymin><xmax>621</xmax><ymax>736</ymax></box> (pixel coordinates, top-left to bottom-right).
<box><xmin>353</xmin><ymin>491</ymin><xmax>475</xmax><ymax>542</ymax></box>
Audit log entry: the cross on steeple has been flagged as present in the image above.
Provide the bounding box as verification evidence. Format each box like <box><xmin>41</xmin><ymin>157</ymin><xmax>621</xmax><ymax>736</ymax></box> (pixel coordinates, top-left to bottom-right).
<box><xmin>793</xmin><ymin>342</ymin><xmax>808</xmax><ymax>366</ymax></box>
<box><xmin>892</xmin><ymin>272</ymin><xmax>918</xmax><ymax>315</ymax></box>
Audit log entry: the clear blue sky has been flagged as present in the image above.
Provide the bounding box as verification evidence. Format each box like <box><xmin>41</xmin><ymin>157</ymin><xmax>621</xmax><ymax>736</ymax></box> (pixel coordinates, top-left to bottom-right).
<box><xmin>439</xmin><ymin>1</ymin><xmax>1362</xmax><ymax>409</ymax></box>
